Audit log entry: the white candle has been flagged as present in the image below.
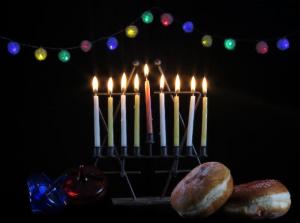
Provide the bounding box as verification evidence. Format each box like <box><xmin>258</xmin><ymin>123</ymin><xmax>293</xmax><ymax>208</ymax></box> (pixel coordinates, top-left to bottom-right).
<box><xmin>174</xmin><ymin>74</ymin><xmax>180</xmax><ymax>147</ymax></box>
<box><xmin>159</xmin><ymin>75</ymin><xmax>166</xmax><ymax>147</ymax></box>
<box><xmin>107</xmin><ymin>77</ymin><xmax>114</xmax><ymax>147</ymax></box>
<box><xmin>134</xmin><ymin>74</ymin><xmax>140</xmax><ymax>147</ymax></box>
<box><xmin>92</xmin><ymin>76</ymin><xmax>100</xmax><ymax>147</ymax></box>
<box><xmin>201</xmin><ymin>77</ymin><xmax>208</xmax><ymax>147</ymax></box>
<box><xmin>186</xmin><ymin>76</ymin><xmax>196</xmax><ymax>147</ymax></box>
<box><xmin>120</xmin><ymin>73</ymin><xmax>127</xmax><ymax>147</ymax></box>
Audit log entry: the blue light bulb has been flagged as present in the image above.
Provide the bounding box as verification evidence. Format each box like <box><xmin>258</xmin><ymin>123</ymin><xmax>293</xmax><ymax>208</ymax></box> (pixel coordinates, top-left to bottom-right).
<box><xmin>277</xmin><ymin>38</ymin><xmax>289</xmax><ymax>51</ymax></box>
<box><xmin>7</xmin><ymin>41</ymin><xmax>21</xmax><ymax>55</ymax></box>
<box><xmin>106</xmin><ymin>37</ymin><xmax>118</xmax><ymax>50</ymax></box>
<box><xmin>182</xmin><ymin>21</ymin><xmax>194</xmax><ymax>33</ymax></box>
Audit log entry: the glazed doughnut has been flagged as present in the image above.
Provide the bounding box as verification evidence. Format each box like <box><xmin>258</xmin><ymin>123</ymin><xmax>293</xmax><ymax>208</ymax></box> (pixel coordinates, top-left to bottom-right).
<box><xmin>170</xmin><ymin>162</ymin><xmax>233</xmax><ymax>218</ymax></box>
<box><xmin>223</xmin><ymin>179</ymin><xmax>291</xmax><ymax>219</ymax></box>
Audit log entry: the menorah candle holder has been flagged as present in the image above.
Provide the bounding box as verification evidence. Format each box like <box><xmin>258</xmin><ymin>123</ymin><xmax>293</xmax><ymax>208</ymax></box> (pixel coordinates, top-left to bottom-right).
<box><xmin>91</xmin><ymin>60</ymin><xmax>208</xmax><ymax>205</ymax></box>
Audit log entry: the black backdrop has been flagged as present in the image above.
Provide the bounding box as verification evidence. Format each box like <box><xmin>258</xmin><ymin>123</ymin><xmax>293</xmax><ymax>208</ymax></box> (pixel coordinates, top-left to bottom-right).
<box><xmin>1</xmin><ymin>0</ymin><xmax>299</xmax><ymax>221</ymax></box>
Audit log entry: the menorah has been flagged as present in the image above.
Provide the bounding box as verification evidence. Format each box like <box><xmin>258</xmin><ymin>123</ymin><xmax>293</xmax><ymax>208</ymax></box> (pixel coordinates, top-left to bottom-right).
<box><xmin>92</xmin><ymin>60</ymin><xmax>208</xmax><ymax>205</ymax></box>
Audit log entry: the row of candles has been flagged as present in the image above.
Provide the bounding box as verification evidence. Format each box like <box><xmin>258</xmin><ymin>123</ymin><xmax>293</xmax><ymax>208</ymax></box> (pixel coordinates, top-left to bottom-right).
<box><xmin>92</xmin><ymin>64</ymin><xmax>208</xmax><ymax>152</ymax></box>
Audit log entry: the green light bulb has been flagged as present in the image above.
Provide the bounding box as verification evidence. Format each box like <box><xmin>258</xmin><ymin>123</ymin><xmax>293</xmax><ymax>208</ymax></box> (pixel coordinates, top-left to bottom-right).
<box><xmin>141</xmin><ymin>11</ymin><xmax>153</xmax><ymax>24</ymax></box>
<box><xmin>58</xmin><ymin>50</ymin><xmax>71</xmax><ymax>63</ymax></box>
<box><xmin>224</xmin><ymin>38</ymin><xmax>236</xmax><ymax>50</ymax></box>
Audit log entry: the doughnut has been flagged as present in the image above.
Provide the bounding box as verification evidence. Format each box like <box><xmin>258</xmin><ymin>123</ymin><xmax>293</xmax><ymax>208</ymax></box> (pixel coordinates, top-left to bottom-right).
<box><xmin>223</xmin><ymin>179</ymin><xmax>291</xmax><ymax>219</ymax></box>
<box><xmin>170</xmin><ymin>162</ymin><xmax>233</xmax><ymax>218</ymax></box>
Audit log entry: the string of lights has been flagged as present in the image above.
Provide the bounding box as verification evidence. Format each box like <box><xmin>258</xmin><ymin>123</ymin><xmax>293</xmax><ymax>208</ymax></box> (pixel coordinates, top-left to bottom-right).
<box><xmin>1</xmin><ymin>6</ymin><xmax>298</xmax><ymax>63</ymax></box>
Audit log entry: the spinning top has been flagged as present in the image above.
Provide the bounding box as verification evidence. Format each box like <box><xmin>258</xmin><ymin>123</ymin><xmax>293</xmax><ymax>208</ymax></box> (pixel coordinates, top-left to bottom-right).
<box><xmin>27</xmin><ymin>173</ymin><xmax>68</xmax><ymax>213</ymax></box>
<box><xmin>62</xmin><ymin>165</ymin><xmax>108</xmax><ymax>206</ymax></box>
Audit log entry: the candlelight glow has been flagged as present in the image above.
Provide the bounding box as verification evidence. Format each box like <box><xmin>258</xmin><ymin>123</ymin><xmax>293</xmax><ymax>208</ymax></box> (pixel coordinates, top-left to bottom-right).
<box><xmin>121</xmin><ymin>72</ymin><xmax>127</xmax><ymax>92</ymax></box>
<box><xmin>144</xmin><ymin>64</ymin><xmax>149</xmax><ymax>78</ymax></box>
<box><xmin>160</xmin><ymin>75</ymin><xmax>165</xmax><ymax>90</ymax></box>
<box><xmin>92</xmin><ymin>76</ymin><xmax>98</xmax><ymax>93</ymax></box>
<box><xmin>191</xmin><ymin>76</ymin><xmax>196</xmax><ymax>92</ymax></box>
<box><xmin>202</xmin><ymin>77</ymin><xmax>207</xmax><ymax>94</ymax></box>
<box><xmin>108</xmin><ymin>77</ymin><xmax>113</xmax><ymax>94</ymax></box>
<box><xmin>175</xmin><ymin>74</ymin><xmax>180</xmax><ymax>93</ymax></box>
<box><xmin>134</xmin><ymin>73</ymin><xmax>139</xmax><ymax>91</ymax></box>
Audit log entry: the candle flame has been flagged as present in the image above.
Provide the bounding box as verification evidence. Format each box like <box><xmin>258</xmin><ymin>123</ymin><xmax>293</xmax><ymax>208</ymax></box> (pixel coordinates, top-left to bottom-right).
<box><xmin>144</xmin><ymin>64</ymin><xmax>149</xmax><ymax>78</ymax></box>
<box><xmin>191</xmin><ymin>76</ymin><xmax>196</xmax><ymax>92</ymax></box>
<box><xmin>121</xmin><ymin>72</ymin><xmax>127</xmax><ymax>91</ymax></box>
<box><xmin>134</xmin><ymin>73</ymin><xmax>139</xmax><ymax>91</ymax></box>
<box><xmin>202</xmin><ymin>77</ymin><xmax>207</xmax><ymax>94</ymax></box>
<box><xmin>108</xmin><ymin>77</ymin><xmax>113</xmax><ymax>94</ymax></box>
<box><xmin>160</xmin><ymin>75</ymin><xmax>165</xmax><ymax>90</ymax></box>
<box><xmin>92</xmin><ymin>76</ymin><xmax>98</xmax><ymax>93</ymax></box>
<box><xmin>175</xmin><ymin>74</ymin><xmax>180</xmax><ymax>93</ymax></box>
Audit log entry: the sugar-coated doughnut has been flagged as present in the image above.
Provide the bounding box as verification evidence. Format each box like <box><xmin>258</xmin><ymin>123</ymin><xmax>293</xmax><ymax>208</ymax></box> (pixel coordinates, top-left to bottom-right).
<box><xmin>223</xmin><ymin>179</ymin><xmax>291</xmax><ymax>219</ymax></box>
<box><xmin>170</xmin><ymin>162</ymin><xmax>233</xmax><ymax>218</ymax></box>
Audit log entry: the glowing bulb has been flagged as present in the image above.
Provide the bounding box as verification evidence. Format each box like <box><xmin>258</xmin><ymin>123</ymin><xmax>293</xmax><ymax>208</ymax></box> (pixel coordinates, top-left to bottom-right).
<box><xmin>191</xmin><ymin>76</ymin><xmax>196</xmax><ymax>92</ymax></box>
<box><xmin>106</xmin><ymin>37</ymin><xmax>118</xmax><ymax>50</ymax></box>
<box><xmin>134</xmin><ymin>73</ymin><xmax>139</xmax><ymax>91</ymax></box>
<box><xmin>107</xmin><ymin>77</ymin><xmax>113</xmax><ymax>94</ymax></box>
<box><xmin>182</xmin><ymin>21</ymin><xmax>194</xmax><ymax>33</ymax></box>
<box><xmin>92</xmin><ymin>76</ymin><xmax>98</xmax><ymax>93</ymax></box>
<box><xmin>34</xmin><ymin>47</ymin><xmax>47</xmax><ymax>61</ymax></box>
<box><xmin>277</xmin><ymin>38</ymin><xmax>289</xmax><ymax>51</ymax></box>
<box><xmin>202</xmin><ymin>77</ymin><xmax>207</xmax><ymax>94</ymax></box>
<box><xmin>144</xmin><ymin>64</ymin><xmax>149</xmax><ymax>78</ymax></box>
<box><xmin>224</xmin><ymin>38</ymin><xmax>236</xmax><ymax>50</ymax></box>
<box><xmin>80</xmin><ymin>40</ymin><xmax>92</xmax><ymax>52</ymax></box>
<box><xmin>7</xmin><ymin>41</ymin><xmax>21</xmax><ymax>55</ymax></box>
<box><xmin>256</xmin><ymin>41</ymin><xmax>269</xmax><ymax>54</ymax></box>
<box><xmin>160</xmin><ymin>13</ymin><xmax>173</xmax><ymax>26</ymax></box>
<box><xmin>121</xmin><ymin>73</ymin><xmax>127</xmax><ymax>92</ymax></box>
<box><xmin>160</xmin><ymin>75</ymin><xmax>165</xmax><ymax>90</ymax></box>
<box><xmin>125</xmin><ymin>25</ymin><xmax>138</xmax><ymax>38</ymax></box>
<box><xmin>58</xmin><ymin>50</ymin><xmax>71</xmax><ymax>63</ymax></box>
<box><xmin>141</xmin><ymin>11</ymin><xmax>153</xmax><ymax>24</ymax></box>
<box><xmin>201</xmin><ymin>35</ymin><xmax>213</xmax><ymax>47</ymax></box>
<box><xmin>175</xmin><ymin>74</ymin><xmax>180</xmax><ymax>93</ymax></box>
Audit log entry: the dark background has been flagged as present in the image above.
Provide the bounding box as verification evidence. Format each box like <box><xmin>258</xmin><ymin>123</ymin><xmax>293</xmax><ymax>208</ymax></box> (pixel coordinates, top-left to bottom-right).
<box><xmin>1</xmin><ymin>0</ymin><xmax>299</xmax><ymax>221</ymax></box>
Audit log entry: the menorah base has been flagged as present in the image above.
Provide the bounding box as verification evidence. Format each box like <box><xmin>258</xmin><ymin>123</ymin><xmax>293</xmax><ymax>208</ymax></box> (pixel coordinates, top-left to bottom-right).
<box><xmin>112</xmin><ymin>197</ymin><xmax>170</xmax><ymax>206</ymax></box>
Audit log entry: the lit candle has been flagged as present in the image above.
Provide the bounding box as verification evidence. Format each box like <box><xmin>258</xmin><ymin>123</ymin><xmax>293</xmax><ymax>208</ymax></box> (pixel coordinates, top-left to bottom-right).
<box><xmin>120</xmin><ymin>73</ymin><xmax>127</xmax><ymax>148</ymax></box>
<box><xmin>92</xmin><ymin>76</ymin><xmax>100</xmax><ymax>148</ymax></box>
<box><xmin>144</xmin><ymin>64</ymin><xmax>153</xmax><ymax>137</ymax></box>
<box><xmin>159</xmin><ymin>75</ymin><xmax>166</xmax><ymax>147</ymax></box>
<box><xmin>134</xmin><ymin>74</ymin><xmax>140</xmax><ymax>148</ymax></box>
<box><xmin>107</xmin><ymin>77</ymin><xmax>114</xmax><ymax>148</ymax></box>
<box><xmin>201</xmin><ymin>77</ymin><xmax>208</xmax><ymax>147</ymax></box>
<box><xmin>186</xmin><ymin>76</ymin><xmax>196</xmax><ymax>147</ymax></box>
<box><xmin>174</xmin><ymin>74</ymin><xmax>180</xmax><ymax>147</ymax></box>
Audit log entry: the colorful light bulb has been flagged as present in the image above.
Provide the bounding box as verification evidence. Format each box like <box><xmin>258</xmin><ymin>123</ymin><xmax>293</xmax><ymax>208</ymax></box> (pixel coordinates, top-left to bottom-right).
<box><xmin>80</xmin><ymin>40</ymin><xmax>92</xmax><ymax>52</ymax></box>
<box><xmin>34</xmin><ymin>48</ymin><xmax>47</xmax><ymax>61</ymax></box>
<box><xmin>7</xmin><ymin>41</ymin><xmax>21</xmax><ymax>55</ymax></box>
<box><xmin>160</xmin><ymin>13</ymin><xmax>173</xmax><ymax>26</ymax></box>
<box><xmin>256</xmin><ymin>41</ymin><xmax>269</xmax><ymax>54</ymax></box>
<box><xmin>277</xmin><ymin>38</ymin><xmax>289</xmax><ymax>51</ymax></box>
<box><xmin>201</xmin><ymin>35</ymin><xmax>213</xmax><ymax>47</ymax></box>
<box><xmin>106</xmin><ymin>37</ymin><xmax>118</xmax><ymax>50</ymax></box>
<box><xmin>224</xmin><ymin>38</ymin><xmax>236</xmax><ymax>50</ymax></box>
<box><xmin>182</xmin><ymin>21</ymin><xmax>194</xmax><ymax>33</ymax></box>
<box><xmin>125</xmin><ymin>25</ymin><xmax>138</xmax><ymax>38</ymax></box>
<box><xmin>141</xmin><ymin>11</ymin><xmax>153</xmax><ymax>24</ymax></box>
<box><xmin>58</xmin><ymin>50</ymin><xmax>71</xmax><ymax>63</ymax></box>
